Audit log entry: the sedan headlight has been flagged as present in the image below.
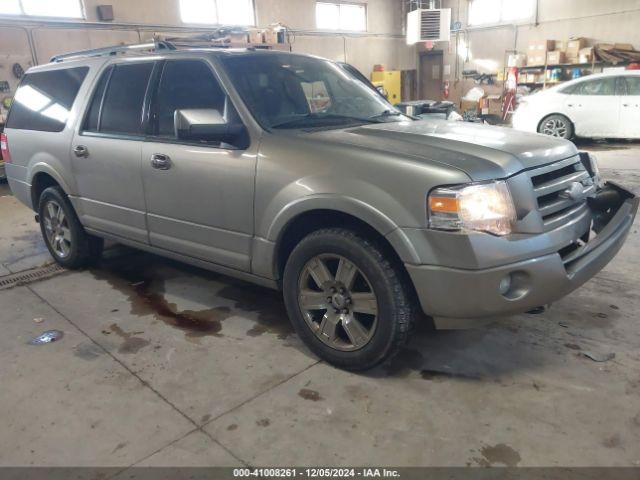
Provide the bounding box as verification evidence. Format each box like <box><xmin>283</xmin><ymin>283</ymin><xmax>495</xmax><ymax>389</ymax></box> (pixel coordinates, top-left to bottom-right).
<box><xmin>428</xmin><ymin>181</ymin><xmax>517</xmax><ymax>236</ymax></box>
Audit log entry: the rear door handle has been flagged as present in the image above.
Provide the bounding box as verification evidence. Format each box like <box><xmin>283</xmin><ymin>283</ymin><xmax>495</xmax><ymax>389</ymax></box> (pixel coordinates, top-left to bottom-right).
<box><xmin>150</xmin><ymin>153</ymin><xmax>171</xmax><ymax>170</ymax></box>
<box><xmin>73</xmin><ymin>145</ymin><xmax>89</xmax><ymax>158</ymax></box>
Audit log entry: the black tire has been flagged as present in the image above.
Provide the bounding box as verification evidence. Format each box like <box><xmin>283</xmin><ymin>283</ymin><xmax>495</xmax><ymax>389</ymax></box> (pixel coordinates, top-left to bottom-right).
<box><xmin>538</xmin><ymin>114</ymin><xmax>574</xmax><ymax>140</ymax></box>
<box><xmin>283</xmin><ymin>228</ymin><xmax>415</xmax><ymax>371</ymax></box>
<box><xmin>38</xmin><ymin>186</ymin><xmax>103</xmax><ymax>269</ymax></box>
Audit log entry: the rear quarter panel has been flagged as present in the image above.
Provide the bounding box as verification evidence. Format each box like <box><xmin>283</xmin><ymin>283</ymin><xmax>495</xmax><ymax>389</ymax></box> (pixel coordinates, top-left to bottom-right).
<box><xmin>4</xmin><ymin>58</ymin><xmax>106</xmax><ymax>210</ymax></box>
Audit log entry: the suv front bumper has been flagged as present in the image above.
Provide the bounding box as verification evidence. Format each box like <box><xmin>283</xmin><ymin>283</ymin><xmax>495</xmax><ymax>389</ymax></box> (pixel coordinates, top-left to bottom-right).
<box><xmin>405</xmin><ymin>183</ymin><xmax>638</xmax><ymax>319</ymax></box>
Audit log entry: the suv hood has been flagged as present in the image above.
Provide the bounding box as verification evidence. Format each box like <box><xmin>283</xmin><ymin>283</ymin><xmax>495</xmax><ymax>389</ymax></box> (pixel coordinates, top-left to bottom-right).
<box><xmin>307</xmin><ymin>119</ymin><xmax>578</xmax><ymax>181</ymax></box>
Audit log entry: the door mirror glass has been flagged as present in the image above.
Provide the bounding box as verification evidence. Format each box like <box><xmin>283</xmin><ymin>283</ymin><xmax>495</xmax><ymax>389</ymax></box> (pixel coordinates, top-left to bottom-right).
<box><xmin>174</xmin><ymin>108</ymin><xmax>245</xmax><ymax>145</ymax></box>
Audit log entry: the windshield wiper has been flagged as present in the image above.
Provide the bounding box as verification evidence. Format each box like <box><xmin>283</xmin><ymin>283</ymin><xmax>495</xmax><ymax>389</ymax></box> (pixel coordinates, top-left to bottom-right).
<box><xmin>271</xmin><ymin>113</ymin><xmax>380</xmax><ymax>129</ymax></box>
<box><xmin>369</xmin><ymin>110</ymin><xmax>403</xmax><ymax>120</ymax></box>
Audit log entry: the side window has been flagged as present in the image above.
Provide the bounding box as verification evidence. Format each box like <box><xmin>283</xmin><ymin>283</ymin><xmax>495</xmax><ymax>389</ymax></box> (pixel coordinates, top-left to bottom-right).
<box><xmin>99</xmin><ymin>62</ymin><xmax>154</xmax><ymax>136</ymax></box>
<box><xmin>572</xmin><ymin>78</ymin><xmax>617</xmax><ymax>96</ymax></box>
<box><xmin>83</xmin><ymin>66</ymin><xmax>112</xmax><ymax>132</ymax></box>
<box><xmin>7</xmin><ymin>67</ymin><xmax>88</xmax><ymax>132</ymax></box>
<box><xmin>624</xmin><ymin>77</ymin><xmax>640</xmax><ymax>95</ymax></box>
<box><xmin>154</xmin><ymin>60</ymin><xmax>226</xmax><ymax>138</ymax></box>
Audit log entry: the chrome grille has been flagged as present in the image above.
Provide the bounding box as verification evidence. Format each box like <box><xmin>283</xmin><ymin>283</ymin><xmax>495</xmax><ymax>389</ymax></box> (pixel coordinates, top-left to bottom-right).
<box><xmin>528</xmin><ymin>156</ymin><xmax>595</xmax><ymax>231</ymax></box>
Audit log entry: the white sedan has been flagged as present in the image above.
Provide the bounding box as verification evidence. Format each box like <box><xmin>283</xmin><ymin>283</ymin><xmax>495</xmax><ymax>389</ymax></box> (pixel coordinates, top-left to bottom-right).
<box><xmin>512</xmin><ymin>71</ymin><xmax>640</xmax><ymax>139</ymax></box>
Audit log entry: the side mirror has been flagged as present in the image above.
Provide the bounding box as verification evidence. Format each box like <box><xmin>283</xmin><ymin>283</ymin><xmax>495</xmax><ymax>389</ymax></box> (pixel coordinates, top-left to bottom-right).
<box><xmin>174</xmin><ymin>108</ymin><xmax>246</xmax><ymax>146</ymax></box>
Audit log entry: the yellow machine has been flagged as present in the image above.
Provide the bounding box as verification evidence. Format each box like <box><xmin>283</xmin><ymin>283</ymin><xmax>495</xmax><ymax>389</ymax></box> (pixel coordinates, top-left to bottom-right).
<box><xmin>371</xmin><ymin>70</ymin><xmax>402</xmax><ymax>105</ymax></box>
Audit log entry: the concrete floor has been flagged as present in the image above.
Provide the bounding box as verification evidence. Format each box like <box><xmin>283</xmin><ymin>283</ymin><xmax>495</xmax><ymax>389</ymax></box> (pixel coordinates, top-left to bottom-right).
<box><xmin>0</xmin><ymin>141</ymin><xmax>639</xmax><ymax>468</ymax></box>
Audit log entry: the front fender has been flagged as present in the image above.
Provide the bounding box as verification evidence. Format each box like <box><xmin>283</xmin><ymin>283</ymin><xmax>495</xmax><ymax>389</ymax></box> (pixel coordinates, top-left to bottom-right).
<box><xmin>251</xmin><ymin>191</ymin><xmax>422</xmax><ymax>280</ymax></box>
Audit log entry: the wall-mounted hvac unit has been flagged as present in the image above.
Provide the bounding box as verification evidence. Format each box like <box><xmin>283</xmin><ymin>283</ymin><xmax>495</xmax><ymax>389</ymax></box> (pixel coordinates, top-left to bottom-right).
<box><xmin>406</xmin><ymin>8</ymin><xmax>451</xmax><ymax>45</ymax></box>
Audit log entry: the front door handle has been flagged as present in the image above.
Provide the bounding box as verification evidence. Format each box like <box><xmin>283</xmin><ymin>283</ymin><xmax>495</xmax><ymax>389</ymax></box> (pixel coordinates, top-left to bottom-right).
<box><xmin>150</xmin><ymin>153</ymin><xmax>171</xmax><ymax>170</ymax></box>
<box><xmin>73</xmin><ymin>145</ymin><xmax>89</xmax><ymax>158</ymax></box>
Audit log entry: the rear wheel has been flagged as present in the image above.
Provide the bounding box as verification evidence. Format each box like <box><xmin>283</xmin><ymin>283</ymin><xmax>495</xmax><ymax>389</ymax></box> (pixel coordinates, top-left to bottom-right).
<box><xmin>539</xmin><ymin>114</ymin><xmax>573</xmax><ymax>139</ymax></box>
<box><xmin>283</xmin><ymin>228</ymin><xmax>415</xmax><ymax>370</ymax></box>
<box><xmin>38</xmin><ymin>186</ymin><xmax>103</xmax><ymax>269</ymax></box>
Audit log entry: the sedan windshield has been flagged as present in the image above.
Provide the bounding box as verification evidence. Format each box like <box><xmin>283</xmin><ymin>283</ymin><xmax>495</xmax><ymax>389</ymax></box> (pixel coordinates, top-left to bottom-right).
<box><xmin>221</xmin><ymin>53</ymin><xmax>408</xmax><ymax>130</ymax></box>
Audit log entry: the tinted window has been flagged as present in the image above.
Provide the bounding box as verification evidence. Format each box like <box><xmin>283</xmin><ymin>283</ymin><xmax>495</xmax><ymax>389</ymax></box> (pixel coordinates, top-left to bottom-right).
<box><xmin>624</xmin><ymin>76</ymin><xmax>640</xmax><ymax>95</ymax></box>
<box><xmin>571</xmin><ymin>78</ymin><xmax>616</xmax><ymax>96</ymax></box>
<box><xmin>7</xmin><ymin>67</ymin><xmax>88</xmax><ymax>132</ymax></box>
<box><xmin>154</xmin><ymin>60</ymin><xmax>226</xmax><ymax>137</ymax></box>
<box><xmin>100</xmin><ymin>62</ymin><xmax>154</xmax><ymax>135</ymax></box>
<box><xmin>83</xmin><ymin>66</ymin><xmax>112</xmax><ymax>132</ymax></box>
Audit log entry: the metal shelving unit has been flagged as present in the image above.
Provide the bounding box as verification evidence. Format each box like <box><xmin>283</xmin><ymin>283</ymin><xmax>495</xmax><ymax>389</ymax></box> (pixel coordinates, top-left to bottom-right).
<box><xmin>517</xmin><ymin>58</ymin><xmax>630</xmax><ymax>89</ymax></box>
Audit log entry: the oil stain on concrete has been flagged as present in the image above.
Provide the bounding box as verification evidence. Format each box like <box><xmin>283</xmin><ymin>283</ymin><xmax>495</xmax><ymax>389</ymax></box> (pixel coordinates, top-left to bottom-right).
<box><xmin>92</xmin><ymin>252</ymin><xmax>293</xmax><ymax>342</ymax></box>
<box><xmin>298</xmin><ymin>388</ymin><xmax>323</xmax><ymax>401</ymax></box>
<box><xmin>92</xmin><ymin>255</ymin><xmax>230</xmax><ymax>340</ymax></box>
<box><xmin>473</xmin><ymin>443</ymin><xmax>522</xmax><ymax>467</ymax></box>
<box><xmin>109</xmin><ymin>324</ymin><xmax>151</xmax><ymax>354</ymax></box>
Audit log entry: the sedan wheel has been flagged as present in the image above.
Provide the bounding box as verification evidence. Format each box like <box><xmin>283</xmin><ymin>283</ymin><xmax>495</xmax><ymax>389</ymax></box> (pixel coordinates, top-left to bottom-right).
<box><xmin>298</xmin><ymin>254</ymin><xmax>378</xmax><ymax>351</ymax></box>
<box><xmin>539</xmin><ymin>115</ymin><xmax>573</xmax><ymax>139</ymax></box>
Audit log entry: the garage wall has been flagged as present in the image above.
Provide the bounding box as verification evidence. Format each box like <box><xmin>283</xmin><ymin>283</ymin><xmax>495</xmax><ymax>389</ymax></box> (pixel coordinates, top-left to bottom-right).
<box><xmin>0</xmin><ymin>0</ymin><xmax>416</xmax><ymax>77</ymax></box>
<box><xmin>434</xmin><ymin>0</ymin><xmax>640</xmax><ymax>104</ymax></box>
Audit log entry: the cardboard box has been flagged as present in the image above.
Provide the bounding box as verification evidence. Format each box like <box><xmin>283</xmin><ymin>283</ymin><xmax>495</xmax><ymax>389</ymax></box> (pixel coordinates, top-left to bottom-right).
<box><xmin>527</xmin><ymin>54</ymin><xmax>546</xmax><ymax>66</ymax></box>
<box><xmin>480</xmin><ymin>95</ymin><xmax>502</xmax><ymax>116</ymax></box>
<box><xmin>579</xmin><ymin>47</ymin><xmax>594</xmax><ymax>63</ymax></box>
<box><xmin>508</xmin><ymin>53</ymin><xmax>527</xmax><ymax>68</ymax></box>
<box><xmin>228</xmin><ymin>32</ymin><xmax>249</xmax><ymax>44</ymax></box>
<box><xmin>554</xmin><ymin>40</ymin><xmax>567</xmax><ymax>52</ymax></box>
<box><xmin>248</xmin><ymin>29</ymin><xmax>264</xmax><ymax>44</ymax></box>
<box><xmin>523</xmin><ymin>72</ymin><xmax>541</xmax><ymax>84</ymax></box>
<box><xmin>567</xmin><ymin>38</ymin><xmax>587</xmax><ymax>57</ymax></box>
<box><xmin>263</xmin><ymin>29</ymin><xmax>279</xmax><ymax>44</ymax></box>
<box><xmin>460</xmin><ymin>99</ymin><xmax>479</xmax><ymax>114</ymax></box>
<box><xmin>528</xmin><ymin>39</ymin><xmax>555</xmax><ymax>53</ymax></box>
<box><xmin>547</xmin><ymin>51</ymin><xmax>566</xmax><ymax>65</ymax></box>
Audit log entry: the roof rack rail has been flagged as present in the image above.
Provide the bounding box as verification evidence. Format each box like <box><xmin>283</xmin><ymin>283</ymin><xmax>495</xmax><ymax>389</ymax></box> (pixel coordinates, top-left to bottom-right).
<box><xmin>50</xmin><ymin>40</ymin><xmax>176</xmax><ymax>63</ymax></box>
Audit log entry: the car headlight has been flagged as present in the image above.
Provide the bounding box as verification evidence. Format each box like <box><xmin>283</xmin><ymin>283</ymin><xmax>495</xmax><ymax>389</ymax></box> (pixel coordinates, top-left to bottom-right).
<box><xmin>428</xmin><ymin>181</ymin><xmax>517</xmax><ymax>236</ymax></box>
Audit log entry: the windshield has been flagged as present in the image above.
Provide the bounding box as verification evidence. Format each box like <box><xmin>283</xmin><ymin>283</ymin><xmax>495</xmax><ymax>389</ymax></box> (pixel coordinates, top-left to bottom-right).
<box><xmin>220</xmin><ymin>53</ymin><xmax>407</xmax><ymax>130</ymax></box>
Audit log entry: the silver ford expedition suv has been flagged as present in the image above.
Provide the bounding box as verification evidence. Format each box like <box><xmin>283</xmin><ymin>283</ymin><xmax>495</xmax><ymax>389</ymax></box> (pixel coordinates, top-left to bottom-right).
<box><xmin>3</xmin><ymin>44</ymin><xmax>637</xmax><ymax>370</ymax></box>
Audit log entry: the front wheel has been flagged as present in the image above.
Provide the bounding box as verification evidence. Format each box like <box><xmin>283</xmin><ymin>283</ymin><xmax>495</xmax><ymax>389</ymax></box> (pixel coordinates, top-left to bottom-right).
<box><xmin>538</xmin><ymin>114</ymin><xmax>574</xmax><ymax>139</ymax></box>
<box><xmin>38</xmin><ymin>186</ymin><xmax>103</xmax><ymax>269</ymax></box>
<box><xmin>283</xmin><ymin>228</ymin><xmax>415</xmax><ymax>371</ymax></box>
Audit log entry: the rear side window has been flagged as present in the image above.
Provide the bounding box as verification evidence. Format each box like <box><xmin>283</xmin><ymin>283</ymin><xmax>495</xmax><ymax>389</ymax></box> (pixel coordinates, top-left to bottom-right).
<box><xmin>154</xmin><ymin>60</ymin><xmax>226</xmax><ymax>138</ymax></box>
<box><xmin>624</xmin><ymin>76</ymin><xmax>640</xmax><ymax>95</ymax></box>
<box><xmin>100</xmin><ymin>63</ymin><xmax>154</xmax><ymax>135</ymax></box>
<box><xmin>84</xmin><ymin>62</ymin><xmax>154</xmax><ymax>136</ymax></box>
<box><xmin>7</xmin><ymin>67</ymin><xmax>88</xmax><ymax>132</ymax></box>
<box><xmin>569</xmin><ymin>78</ymin><xmax>617</xmax><ymax>96</ymax></box>
<box><xmin>83</xmin><ymin>66</ymin><xmax>112</xmax><ymax>132</ymax></box>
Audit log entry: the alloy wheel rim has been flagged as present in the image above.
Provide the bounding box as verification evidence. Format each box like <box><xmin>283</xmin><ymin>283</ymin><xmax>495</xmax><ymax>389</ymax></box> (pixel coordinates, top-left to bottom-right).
<box><xmin>542</xmin><ymin>118</ymin><xmax>568</xmax><ymax>138</ymax></box>
<box><xmin>297</xmin><ymin>254</ymin><xmax>378</xmax><ymax>352</ymax></box>
<box><xmin>43</xmin><ymin>200</ymin><xmax>72</xmax><ymax>259</ymax></box>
